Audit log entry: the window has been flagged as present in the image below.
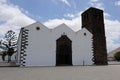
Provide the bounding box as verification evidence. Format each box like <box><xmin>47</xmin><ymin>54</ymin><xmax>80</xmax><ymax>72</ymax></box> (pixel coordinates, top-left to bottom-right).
<box><xmin>36</xmin><ymin>26</ymin><xmax>40</xmax><ymax>30</ymax></box>
<box><xmin>84</xmin><ymin>33</ymin><xmax>87</xmax><ymax>36</ymax></box>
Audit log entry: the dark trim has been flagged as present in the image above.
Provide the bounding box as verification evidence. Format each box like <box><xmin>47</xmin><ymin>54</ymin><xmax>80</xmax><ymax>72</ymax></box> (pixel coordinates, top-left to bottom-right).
<box><xmin>20</xmin><ymin>28</ymin><xmax>29</xmax><ymax>67</ymax></box>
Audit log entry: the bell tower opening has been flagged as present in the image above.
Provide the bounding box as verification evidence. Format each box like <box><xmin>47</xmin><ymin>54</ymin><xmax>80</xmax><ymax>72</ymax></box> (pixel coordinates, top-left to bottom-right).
<box><xmin>56</xmin><ymin>35</ymin><xmax>72</xmax><ymax>66</ymax></box>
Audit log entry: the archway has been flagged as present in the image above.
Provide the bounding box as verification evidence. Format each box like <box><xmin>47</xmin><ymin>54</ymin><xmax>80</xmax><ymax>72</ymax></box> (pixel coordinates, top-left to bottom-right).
<box><xmin>56</xmin><ymin>35</ymin><xmax>72</xmax><ymax>66</ymax></box>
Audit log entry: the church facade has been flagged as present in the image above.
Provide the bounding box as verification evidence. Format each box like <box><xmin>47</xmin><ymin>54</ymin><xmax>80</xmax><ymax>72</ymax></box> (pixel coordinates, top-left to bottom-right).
<box><xmin>16</xmin><ymin>7</ymin><xmax>108</xmax><ymax>67</ymax></box>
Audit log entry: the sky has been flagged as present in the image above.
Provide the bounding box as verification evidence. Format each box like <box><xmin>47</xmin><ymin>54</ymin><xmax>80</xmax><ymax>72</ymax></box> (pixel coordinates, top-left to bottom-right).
<box><xmin>0</xmin><ymin>0</ymin><xmax>120</xmax><ymax>52</ymax></box>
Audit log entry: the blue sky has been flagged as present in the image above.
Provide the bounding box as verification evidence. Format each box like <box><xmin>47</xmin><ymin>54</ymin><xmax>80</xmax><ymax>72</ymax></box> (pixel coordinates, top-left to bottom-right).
<box><xmin>10</xmin><ymin>0</ymin><xmax>120</xmax><ymax>21</ymax></box>
<box><xmin>0</xmin><ymin>0</ymin><xmax>120</xmax><ymax>52</ymax></box>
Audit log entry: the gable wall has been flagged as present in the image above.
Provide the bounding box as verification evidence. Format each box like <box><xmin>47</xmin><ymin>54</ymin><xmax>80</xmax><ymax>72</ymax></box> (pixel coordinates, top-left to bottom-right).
<box><xmin>18</xmin><ymin>23</ymin><xmax>93</xmax><ymax>66</ymax></box>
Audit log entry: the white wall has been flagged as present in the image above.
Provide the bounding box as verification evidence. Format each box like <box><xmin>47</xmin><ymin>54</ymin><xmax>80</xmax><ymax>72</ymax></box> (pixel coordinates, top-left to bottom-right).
<box><xmin>18</xmin><ymin>22</ymin><xmax>93</xmax><ymax>66</ymax></box>
<box><xmin>72</xmin><ymin>28</ymin><xmax>93</xmax><ymax>65</ymax></box>
<box><xmin>24</xmin><ymin>22</ymin><xmax>55</xmax><ymax>66</ymax></box>
<box><xmin>16</xmin><ymin>29</ymin><xmax>22</xmax><ymax>65</ymax></box>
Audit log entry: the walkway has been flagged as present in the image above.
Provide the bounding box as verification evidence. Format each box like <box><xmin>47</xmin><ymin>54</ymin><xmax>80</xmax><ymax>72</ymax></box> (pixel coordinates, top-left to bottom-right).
<box><xmin>0</xmin><ymin>65</ymin><xmax>120</xmax><ymax>80</ymax></box>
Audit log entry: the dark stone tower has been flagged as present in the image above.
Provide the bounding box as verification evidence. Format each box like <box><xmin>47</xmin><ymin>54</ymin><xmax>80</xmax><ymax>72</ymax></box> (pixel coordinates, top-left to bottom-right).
<box><xmin>82</xmin><ymin>7</ymin><xmax>108</xmax><ymax>65</ymax></box>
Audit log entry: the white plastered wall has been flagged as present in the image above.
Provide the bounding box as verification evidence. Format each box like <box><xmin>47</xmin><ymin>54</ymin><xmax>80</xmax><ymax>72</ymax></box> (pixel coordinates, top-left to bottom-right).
<box><xmin>18</xmin><ymin>22</ymin><xmax>93</xmax><ymax>66</ymax></box>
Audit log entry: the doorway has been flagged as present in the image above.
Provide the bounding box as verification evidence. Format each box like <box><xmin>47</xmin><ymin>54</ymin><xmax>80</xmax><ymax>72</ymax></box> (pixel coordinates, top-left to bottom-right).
<box><xmin>56</xmin><ymin>35</ymin><xmax>72</xmax><ymax>66</ymax></box>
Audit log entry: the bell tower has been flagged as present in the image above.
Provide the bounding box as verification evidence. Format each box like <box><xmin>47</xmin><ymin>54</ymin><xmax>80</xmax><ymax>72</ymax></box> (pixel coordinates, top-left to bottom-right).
<box><xmin>82</xmin><ymin>7</ymin><xmax>108</xmax><ymax>65</ymax></box>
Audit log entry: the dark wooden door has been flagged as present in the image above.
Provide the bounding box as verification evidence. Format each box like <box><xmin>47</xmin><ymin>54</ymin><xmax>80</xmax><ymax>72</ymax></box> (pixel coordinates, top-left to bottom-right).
<box><xmin>56</xmin><ymin>35</ymin><xmax>72</xmax><ymax>66</ymax></box>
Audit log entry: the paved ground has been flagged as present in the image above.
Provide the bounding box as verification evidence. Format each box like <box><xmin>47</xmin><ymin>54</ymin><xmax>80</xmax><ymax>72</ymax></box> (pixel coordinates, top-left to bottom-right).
<box><xmin>0</xmin><ymin>61</ymin><xmax>17</xmax><ymax>67</ymax></box>
<box><xmin>0</xmin><ymin>65</ymin><xmax>120</xmax><ymax>80</ymax></box>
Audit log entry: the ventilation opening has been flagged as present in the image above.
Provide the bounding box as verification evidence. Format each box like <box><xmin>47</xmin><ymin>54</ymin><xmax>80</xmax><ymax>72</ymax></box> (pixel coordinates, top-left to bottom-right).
<box><xmin>36</xmin><ymin>27</ymin><xmax>40</xmax><ymax>30</ymax></box>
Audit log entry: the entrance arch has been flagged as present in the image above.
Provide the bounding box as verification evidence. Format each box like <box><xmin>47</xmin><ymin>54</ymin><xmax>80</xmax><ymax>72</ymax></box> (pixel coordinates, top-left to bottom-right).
<box><xmin>56</xmin><ymin>35</ymin><xmax>72</xmax><ymax>66</ymax></box>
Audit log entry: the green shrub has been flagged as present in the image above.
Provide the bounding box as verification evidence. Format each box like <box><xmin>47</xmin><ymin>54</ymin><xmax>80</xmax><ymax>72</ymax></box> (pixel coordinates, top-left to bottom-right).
<box><xmin>114</xmin><ymin>52</ymin><xmax>120</xmax><ymax>61</ymax></box>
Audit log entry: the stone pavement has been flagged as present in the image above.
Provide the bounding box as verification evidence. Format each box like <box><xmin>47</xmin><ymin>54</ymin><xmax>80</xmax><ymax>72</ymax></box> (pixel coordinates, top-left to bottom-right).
<box><xmin>0</xmin><ymin>65</ymin><xmax>120</xmax><ymax>80</ymax></box>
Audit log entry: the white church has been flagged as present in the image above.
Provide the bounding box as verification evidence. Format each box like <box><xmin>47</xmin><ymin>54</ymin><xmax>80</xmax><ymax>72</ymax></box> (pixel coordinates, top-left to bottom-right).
<box><xmin>16</xmin><ymin>7</ymin><xmax>108</xmax><ymax>67</ymax></box>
